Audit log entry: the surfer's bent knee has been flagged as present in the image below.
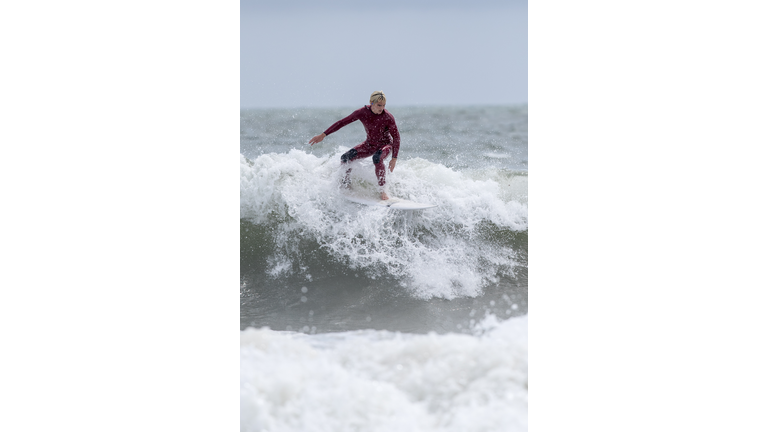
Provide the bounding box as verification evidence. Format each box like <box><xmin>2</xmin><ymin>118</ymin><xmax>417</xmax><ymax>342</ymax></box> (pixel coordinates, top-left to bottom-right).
<box><xmin>341</xmin><ymin>148</ymin><xmax>358</xmax><ymax>163</ymax></box>
<box><xmin>372</xmin><ymin>149</ymin><xmax>383</xmax><ymax>165</ymax></box>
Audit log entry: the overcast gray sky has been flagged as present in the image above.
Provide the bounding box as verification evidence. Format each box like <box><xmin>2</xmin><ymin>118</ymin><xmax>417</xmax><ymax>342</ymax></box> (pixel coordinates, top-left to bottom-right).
<box><xmin>241</xmin><ymin>0</ymin><xmax>527</xmax><ymax>108</ymax></box>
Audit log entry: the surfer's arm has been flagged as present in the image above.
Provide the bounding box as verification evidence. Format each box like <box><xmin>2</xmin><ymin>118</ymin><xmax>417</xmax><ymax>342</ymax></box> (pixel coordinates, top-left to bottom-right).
<box><xmin>323</xmin><ymin>108</ymin><xmax>363</xmax><ymax>137</ymax></box>
<box><xmin>388</xmin><ymin>115</ymin><xmax>401</xmax><ymax>159</ymax></box>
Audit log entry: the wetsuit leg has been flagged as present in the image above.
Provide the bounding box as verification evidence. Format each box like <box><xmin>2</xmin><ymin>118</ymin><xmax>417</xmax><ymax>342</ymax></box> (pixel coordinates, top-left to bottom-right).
<box><xmin>340</xmin><ymin>148</ymin><xmax>359</xmax><ymax>164</ymax></box>
<box><xmin>372</xmin><ymin>145</ymin><xmax>392</xmax><ymax>187</ymax></box>
<box><xmin>340</xmin><ymin>143</ymin><xmax>378</xmax><ymax>164</ymax></box>
<box><xmin>340</xmin><ymin>143</ymin><xmax>375</xmax><ymax>186</ymax></box>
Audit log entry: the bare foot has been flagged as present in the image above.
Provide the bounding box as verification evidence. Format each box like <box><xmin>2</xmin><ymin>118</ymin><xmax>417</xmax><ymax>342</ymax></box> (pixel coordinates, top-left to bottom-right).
<box><xmin>380</xmin><ymin>192</ymin><xmax>390</xmax><ymax>200</ymax></box>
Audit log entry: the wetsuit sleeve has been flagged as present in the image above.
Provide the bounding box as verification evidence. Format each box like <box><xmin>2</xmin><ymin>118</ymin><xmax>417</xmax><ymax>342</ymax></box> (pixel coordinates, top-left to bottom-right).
<box><xmin>389</xmin><ymin>116</ymin><xmax>401</xmax><ymax>159</ymax></box>
<box><xmin>323</xmin><ymin>108</ymin><xmax>363</xmax><ymax>136</ymax></box>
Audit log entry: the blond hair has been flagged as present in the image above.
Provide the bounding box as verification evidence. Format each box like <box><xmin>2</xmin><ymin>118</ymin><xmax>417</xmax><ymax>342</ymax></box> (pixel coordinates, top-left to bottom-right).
<box><xmin>370</xmin><ymin>90</ymin><xmax>386</xmax><ymax>104</ymax></box>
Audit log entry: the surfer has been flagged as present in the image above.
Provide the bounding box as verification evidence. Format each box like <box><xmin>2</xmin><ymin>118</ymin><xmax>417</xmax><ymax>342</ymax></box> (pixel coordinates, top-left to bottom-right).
<box><xmin>309</xmin><ymin>90</ymin><xmax>400</xmax><ymax>200</ymax></box>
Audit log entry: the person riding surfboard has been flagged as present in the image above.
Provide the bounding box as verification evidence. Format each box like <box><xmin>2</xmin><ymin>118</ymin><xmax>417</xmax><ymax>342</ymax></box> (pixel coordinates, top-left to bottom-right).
<box><xmin>309</xmin><ymin>90</ymin><xmax>400</xmax><ymax>201</ymax></box>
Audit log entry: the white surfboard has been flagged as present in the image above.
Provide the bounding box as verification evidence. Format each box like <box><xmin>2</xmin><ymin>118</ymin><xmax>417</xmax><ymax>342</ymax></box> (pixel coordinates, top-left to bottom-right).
<box><xmin>342</xmin><ymin>192</ymin><xmax>437</xmax><ymax>210</ymax></box>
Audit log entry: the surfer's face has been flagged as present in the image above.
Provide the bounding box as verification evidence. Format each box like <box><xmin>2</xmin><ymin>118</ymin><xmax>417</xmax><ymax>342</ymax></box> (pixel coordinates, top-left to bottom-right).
<box><xmin>371</xmin><ymin>101</ymin><xmax>386</xmax><ymax>114</ymax></box>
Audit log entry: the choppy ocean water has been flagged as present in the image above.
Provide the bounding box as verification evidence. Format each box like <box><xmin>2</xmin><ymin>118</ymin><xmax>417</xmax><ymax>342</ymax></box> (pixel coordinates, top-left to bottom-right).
<box><xmin>240</xmin><ymin>104</ymin><xmax>528</xmax><ymax>431</ymax></box>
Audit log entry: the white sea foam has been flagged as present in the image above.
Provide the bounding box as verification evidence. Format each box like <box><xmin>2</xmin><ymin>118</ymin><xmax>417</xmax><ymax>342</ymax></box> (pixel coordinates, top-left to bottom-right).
<box><xmin>240</xmin><ymin>151</ymin><xmax>527</xmax><ymax>299</ymax></box>
<box><xmin>240</xmin><ymin>315</ymin><xmax>527</xmax><ymax>432</ymax></box>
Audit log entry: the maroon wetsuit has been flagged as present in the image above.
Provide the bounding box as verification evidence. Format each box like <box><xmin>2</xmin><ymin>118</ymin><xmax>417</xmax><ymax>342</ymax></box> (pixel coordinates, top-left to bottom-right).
<box><xmin>323</xmin><ymin>105</ymin><xmax>401</xmax><ymax>187</ymax></box>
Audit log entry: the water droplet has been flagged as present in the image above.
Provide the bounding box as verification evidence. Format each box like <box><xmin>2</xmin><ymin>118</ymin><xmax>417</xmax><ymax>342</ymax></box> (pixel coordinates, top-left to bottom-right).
<box><xmin>301</xmin><ymin>287</ymin><xmax>308</xmax><ymax>293</ymax></box>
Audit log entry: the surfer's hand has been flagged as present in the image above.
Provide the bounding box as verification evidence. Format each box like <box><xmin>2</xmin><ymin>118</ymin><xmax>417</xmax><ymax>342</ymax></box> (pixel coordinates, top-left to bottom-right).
<box><xmin>389</xmin><ymin>158</ymin><xmax>397</xmax><ymax>172</ymax></box>
<box><xmin>309</xmin><ymin>133</ymin><xmax>326</xmax><ymax>146</ymax></box>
